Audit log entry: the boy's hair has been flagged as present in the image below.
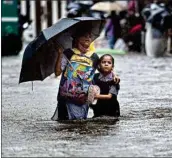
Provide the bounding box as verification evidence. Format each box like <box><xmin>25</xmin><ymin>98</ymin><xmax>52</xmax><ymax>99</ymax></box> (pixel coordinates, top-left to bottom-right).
<box><xmin>97</xmin><ymin>54</ymin><xmax>115</xmax><ymax>72</ymax></box>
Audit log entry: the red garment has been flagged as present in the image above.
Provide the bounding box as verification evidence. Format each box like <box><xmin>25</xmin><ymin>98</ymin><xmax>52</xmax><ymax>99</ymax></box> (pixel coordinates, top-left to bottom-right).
<box><xmin>129</xmin><ymin>24</ymin><xmax>142</xmax><ymax>34</ymax></box>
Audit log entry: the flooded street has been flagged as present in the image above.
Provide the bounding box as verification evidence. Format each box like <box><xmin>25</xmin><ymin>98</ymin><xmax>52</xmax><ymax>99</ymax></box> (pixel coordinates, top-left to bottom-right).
<box><xmin>2</xmin><ymin>50</ymin><xmax>172</xmax><ymax>157</ymax></box>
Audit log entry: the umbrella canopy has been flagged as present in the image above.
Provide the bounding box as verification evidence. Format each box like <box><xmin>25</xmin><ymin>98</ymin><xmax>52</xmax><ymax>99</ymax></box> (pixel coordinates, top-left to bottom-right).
<box><xmin>91</xmin><ymin>1</ymin><xmax>126</xmax><ymax>13</ymax></box>
<box><xmin>19</xmin><ymin>17</ymin><xmax>105</xmax><ymax>83</ymax></box>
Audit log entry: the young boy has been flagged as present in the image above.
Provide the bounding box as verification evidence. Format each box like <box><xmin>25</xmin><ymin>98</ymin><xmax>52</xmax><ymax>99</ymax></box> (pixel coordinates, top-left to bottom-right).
<box><xmin>90</xmin><ymin>54</ymin><xmax>120</xmax><ymax>117</ymax></box>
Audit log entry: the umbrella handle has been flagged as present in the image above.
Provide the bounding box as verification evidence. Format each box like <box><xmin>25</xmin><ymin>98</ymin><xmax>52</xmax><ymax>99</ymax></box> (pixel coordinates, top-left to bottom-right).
<box><xmin>32</xmin><ymin>81</ymin><xmax>33</xmax><ymax>91</ymax></box>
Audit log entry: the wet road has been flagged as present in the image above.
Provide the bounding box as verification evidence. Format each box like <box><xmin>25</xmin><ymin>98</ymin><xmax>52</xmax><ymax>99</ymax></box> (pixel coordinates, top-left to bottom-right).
<box><xmin>2</xmin><ymin>50</ymin><xmax>172</xmax><ymax>157</ymax></box>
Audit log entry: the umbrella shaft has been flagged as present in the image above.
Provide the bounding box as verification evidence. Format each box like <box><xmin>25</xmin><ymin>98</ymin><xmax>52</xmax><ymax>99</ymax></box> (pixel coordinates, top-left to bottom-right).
<box><xmin>32</xmin><ymin>82</ymin><xmax>33</xmax><ymax>91</ymax></box>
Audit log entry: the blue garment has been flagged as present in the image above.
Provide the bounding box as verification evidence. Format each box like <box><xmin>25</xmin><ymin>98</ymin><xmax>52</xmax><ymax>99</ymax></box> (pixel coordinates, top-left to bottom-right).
<box><xmin>108</xmin><ymin>36</ymin><xmax>116</xmax><ymax>49</ymax></box>
<box><xmin>66</xmin><ymin>102</ymin><xmax>89</xmax><ymax>119</ymax></box>
<box><xmin>105</xmin><ymin>19</ymin><xmax>116</xmax><ymax>49</ymax></box>
<box><xmin>105</xmin><ymin>15</ymin><xmax>121</xmax><ymax>49</ymax></box>
<box><xmin>105</xmin><ymin>19</ymin><xmax>114</xmax><ymax>38</ymax></box>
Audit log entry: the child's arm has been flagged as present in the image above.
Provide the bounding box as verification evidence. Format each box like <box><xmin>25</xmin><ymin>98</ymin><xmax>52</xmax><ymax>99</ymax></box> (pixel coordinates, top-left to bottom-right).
<box><xmin>95</xmin><ymin>93</ymin><xmax>112</xmax><ymax>100</ymax></box>
<box><xmin>94</xmin><ymin>84</ymin><xmax>119</xmax><ymax>100</ymax></box>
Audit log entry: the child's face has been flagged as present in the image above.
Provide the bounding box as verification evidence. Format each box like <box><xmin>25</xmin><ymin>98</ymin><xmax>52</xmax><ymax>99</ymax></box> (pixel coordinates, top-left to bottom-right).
<box><xmin>76</xmin><ymin>33</ymin><xmax>92</xmax><ymax>53</ymax></box>
<box><xmin>99</xmin><ymin>56</ymin><xmax>113</xmax><ymax>74</ymax></box>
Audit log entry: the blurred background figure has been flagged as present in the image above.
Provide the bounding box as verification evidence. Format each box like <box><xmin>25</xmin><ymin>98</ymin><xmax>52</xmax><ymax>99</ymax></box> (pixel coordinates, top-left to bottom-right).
<box><xmin>142</xmin><ymin>0</ymin><xmax>172</xmax><ymax>57</ymax></box>
<box><xmin>90</xmin><ymin>0</ymin><xmax>145</xmax><ymax>53</ymax></box>
<box><xmin>105</xmin><ymin>11</ymin><xmax>122</xmax><ymax>49</ymax></box>
<box><xmin>119</xmin><ymin>0</ymin><xmax>145</xmax><ymax>53</ymax></box>
<box><xmin>2</xmin><ymin>0</ymin><xmax>172</xmax><ymax>57</ymax></box>
<box><xmin>66</xmin><ymin>0</ymin><xmax>106</xmax><ymax>19</ymax></box>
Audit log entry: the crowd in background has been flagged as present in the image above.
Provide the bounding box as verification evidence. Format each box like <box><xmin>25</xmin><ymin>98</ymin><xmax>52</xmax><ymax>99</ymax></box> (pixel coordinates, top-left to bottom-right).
<box><xmin>2</xmin><ymin>0</ymin><xmax>172</xmax><ymax>56</ymax></box>
<box><xmin>66</xmin><ymin>0</ymin><xmax>172</xmax><ymax>54</ymax></box>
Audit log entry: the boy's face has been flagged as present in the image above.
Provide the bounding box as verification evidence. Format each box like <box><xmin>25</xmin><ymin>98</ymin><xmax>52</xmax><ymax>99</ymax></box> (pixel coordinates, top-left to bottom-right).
<box><xmin>76</xmin><ymin>33</ymin><xmax>92</xmax><ymax>53</ymax></box>
<box><xmin>99</xmin><ymin>56</ymin><xmax>113</xmax><ymax>73</ymax></box>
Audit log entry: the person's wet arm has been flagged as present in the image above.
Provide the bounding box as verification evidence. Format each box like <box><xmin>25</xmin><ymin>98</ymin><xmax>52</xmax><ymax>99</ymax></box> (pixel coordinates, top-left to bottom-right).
<box><xmin>95</xmin><ymin>84</ymin><xmax>119</xmax><ymax>100</ymax></box>
<box><xmin>55</xmin><ymin>49</ymin><xmax>64</xmax><ymax>76</ymax></box>
<box><xmin>95</xmin><ymin>93</ymin><xmax>112</xmax><ymax>100</ymax></box>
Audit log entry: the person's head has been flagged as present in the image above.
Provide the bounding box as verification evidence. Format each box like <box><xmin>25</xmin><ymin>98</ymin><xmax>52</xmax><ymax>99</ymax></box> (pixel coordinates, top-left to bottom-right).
<box><xmin>107</xmin><ymin>11</ymin><xmax>117</xmax><ymax>19</ymax></box>
<box><xmin>98</xmin><ymin>54</ymin><xmax>115</xmax><ymax>75</ymax></box>
<box><xmin>72</xmin><ymin>27</ymin><xmax>92</xmax><ymax>53</ymax></box>
<box><xmin>111</xmin><ymin>11</ymin><xmax>116</xmax><ymax>17</ymax></box>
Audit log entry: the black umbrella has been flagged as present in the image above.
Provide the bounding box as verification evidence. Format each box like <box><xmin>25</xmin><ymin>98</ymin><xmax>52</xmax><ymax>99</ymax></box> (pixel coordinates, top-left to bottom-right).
<box><xmin>19</xmin><ymin>17</ymin><xmax>105</xmax><ymax>83</ymax></box>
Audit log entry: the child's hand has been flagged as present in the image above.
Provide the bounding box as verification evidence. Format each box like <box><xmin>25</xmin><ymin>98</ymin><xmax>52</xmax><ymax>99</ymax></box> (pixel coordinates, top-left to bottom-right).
<box><xmin>114</xmin><ymin>75</ymin><xmax>120</xmax><ymax>84</ymax></box>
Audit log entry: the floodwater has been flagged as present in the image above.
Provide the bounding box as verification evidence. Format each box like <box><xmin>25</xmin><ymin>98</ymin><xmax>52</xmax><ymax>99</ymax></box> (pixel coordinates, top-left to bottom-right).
<box><xmin>2</xmin><ymin>51</ymin><xmax>172</xmax><ymax>157</ymax></box>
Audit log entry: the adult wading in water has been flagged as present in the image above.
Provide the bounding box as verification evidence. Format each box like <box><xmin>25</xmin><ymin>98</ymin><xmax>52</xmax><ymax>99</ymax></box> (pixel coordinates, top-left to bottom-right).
<box><xmin>51</xmin><ymin>28</ymin><xmax>100</xmax><ymax>120</ymax></box>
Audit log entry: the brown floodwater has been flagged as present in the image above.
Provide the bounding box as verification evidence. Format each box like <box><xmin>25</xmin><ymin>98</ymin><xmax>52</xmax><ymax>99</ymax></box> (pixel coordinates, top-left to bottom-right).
<box><xmin>2</xmin><ymin>52</ymin><xmax>172</xmax><ymax>157</ymax></box>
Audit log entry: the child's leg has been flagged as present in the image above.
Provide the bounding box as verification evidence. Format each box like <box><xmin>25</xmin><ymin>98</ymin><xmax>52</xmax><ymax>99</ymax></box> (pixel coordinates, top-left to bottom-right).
<box><xmin>115</xmin><ymin>99</ymin><xmax>120</xmax><ymax>117</ymax></box>
<box><xmin>89</xmin><ymin>104</ymin><xmax>102</xmax><ymax>118</ymax></box>
<box><xmin>108</xmin><ymin>96</ymin><xmax>120</xmax><ymax>117</ymax></box>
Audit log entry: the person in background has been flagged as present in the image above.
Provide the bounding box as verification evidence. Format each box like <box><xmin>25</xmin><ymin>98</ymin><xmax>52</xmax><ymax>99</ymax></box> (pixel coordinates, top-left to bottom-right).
<box><xmin>105</xmin><ymin>11</ymin><xmax>122</xmax><ymax>49</ymax></box>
